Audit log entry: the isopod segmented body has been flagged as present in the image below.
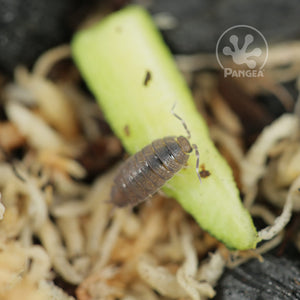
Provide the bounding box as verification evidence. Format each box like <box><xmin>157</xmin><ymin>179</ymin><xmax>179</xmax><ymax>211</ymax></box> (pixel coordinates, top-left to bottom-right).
<box><xmin>110</xmin><ymin>136</ymin><xmax>193</xmax><ymax>207</ymax></box>
<box><xmin>109</xmin><ymin>105</ymin><xmax>201</xmax><ymax>207</ymax></box>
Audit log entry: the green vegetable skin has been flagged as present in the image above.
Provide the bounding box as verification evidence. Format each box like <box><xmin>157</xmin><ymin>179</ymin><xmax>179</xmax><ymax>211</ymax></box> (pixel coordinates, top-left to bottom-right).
<box><xmin>72</xmin><ymin>5</ymin><xmax>258</xmax><ymax>249</ymax></box>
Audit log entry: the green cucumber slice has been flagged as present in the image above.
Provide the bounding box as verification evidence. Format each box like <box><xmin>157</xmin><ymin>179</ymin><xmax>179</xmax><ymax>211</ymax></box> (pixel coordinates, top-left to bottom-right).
<box><xmin>72</xmin><ymin>5</ymin><xmax>257</xmax><ymax>250</ymax></box>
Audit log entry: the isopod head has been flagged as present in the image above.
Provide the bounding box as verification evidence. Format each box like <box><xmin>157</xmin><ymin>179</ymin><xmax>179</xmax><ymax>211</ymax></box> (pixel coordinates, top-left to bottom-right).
<box><xmin>177</xmin><ymin>136</ymin><xmax>192</xmax><ymax>154</ymax></box>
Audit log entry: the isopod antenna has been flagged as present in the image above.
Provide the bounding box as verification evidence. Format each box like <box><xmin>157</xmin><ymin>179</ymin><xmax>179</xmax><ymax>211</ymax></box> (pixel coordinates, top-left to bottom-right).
<box><xmin>192</xmin><ymin>143</ymin><xmax>202</xmax><ymax>184</ymax></box>
<box><xmin>171</xmin><ymin>103</ymin><xmax>191</xmax><ymax>139</ymax></box>
<box><xmin>171</xmin><ymin>103</ymin><xmax>202</xmax><ymax>184</ymax></box>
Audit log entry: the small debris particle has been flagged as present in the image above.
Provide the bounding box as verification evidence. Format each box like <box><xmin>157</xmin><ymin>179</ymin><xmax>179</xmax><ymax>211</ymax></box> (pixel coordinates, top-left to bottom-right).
<box><xmin>200</xmin><ymin>170</ymin><xmax>211</xmax><ymax>178</ymax></box>
<box><xmin>143</xmin><ymin>70</ymin><xmax>152</xmax><ymax>86</ymax></box>
<box><xmin>200</xmin><ymin>164</ymin><xmax>211</xmax><ymax>178</ymax></box>
<box><xmin>124</xmin><ymin>125</ymin><xmax>130</xmax><ymax>136</ymax></box>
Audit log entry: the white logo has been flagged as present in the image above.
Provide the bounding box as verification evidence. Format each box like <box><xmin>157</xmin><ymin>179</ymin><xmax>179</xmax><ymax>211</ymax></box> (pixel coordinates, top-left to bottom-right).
<box><xmin>216</xmin><ymin>25</ymin><xmax>268</xmax><ymax>78</ymax></box>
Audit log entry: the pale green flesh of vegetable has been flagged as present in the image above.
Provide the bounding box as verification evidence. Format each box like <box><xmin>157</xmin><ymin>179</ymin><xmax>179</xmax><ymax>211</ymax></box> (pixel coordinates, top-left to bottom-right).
<box><xmin>72</xmin><ymin>5</ymin><xmax>257</xmax><ymax>250</ymax></box>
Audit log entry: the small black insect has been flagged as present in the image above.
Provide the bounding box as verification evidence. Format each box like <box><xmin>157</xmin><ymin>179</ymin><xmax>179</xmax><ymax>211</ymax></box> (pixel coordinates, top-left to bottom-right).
<box><xmin>109</xmin><ymin>105</ymin><xmax>201</xmax><ymax>207</ymax></box>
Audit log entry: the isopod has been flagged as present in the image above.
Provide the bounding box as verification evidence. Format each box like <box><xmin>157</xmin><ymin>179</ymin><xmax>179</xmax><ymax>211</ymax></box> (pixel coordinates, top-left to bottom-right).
<box><xmin>109</xmin><ymin>106</ymin><xmax>201</xmax><ymax>207</ymax></box>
